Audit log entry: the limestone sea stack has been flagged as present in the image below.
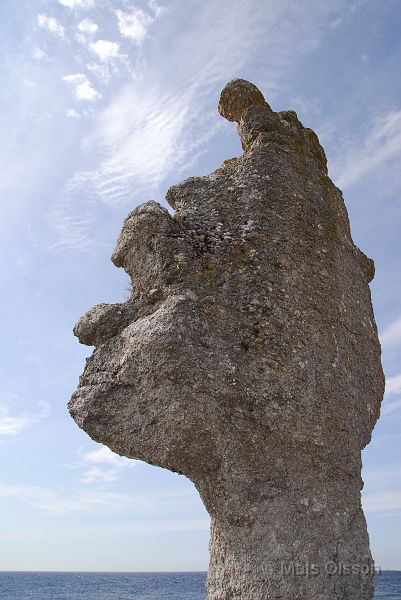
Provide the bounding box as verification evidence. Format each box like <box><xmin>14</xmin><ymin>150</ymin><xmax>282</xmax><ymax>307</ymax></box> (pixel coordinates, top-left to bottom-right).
<box><xmin>69</xmin><ymin>79</ymin><xmax>384</xmax><ymax>599</ymax></box>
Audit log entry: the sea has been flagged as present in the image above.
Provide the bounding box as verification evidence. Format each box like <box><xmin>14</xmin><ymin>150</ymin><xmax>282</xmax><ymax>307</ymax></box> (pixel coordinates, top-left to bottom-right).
<box><xmin>0</xmin><ymin>571</ymin><xmax>400</xmax><ymax>599</ymax></box>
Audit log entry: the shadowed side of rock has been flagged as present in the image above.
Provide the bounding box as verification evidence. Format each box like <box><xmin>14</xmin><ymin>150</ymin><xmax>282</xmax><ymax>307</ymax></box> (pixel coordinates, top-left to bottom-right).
<box><xmin>69</xmin><ymin>79</ymin><xmax>384</xmax><ymax>599</ymax></box>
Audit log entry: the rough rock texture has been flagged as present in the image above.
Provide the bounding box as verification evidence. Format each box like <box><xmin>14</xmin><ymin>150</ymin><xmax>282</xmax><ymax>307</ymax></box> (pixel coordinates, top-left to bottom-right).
<box><xmin>69</xmin><ymin>79</ymin><xmax>384</xmax><ymax>599</ymax></box>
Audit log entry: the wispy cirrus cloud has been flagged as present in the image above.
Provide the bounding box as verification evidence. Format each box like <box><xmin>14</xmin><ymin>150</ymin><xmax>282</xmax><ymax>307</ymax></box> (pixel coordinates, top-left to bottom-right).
<box><xmin>378</xmin><ymin>372</ymin><xmax>401</xmax><ymax>416</ymax></box>
<box><xmin>46</xmin><ymin>200</ymin><xmax>95</xmax><ymax>252</ymax></box>
<box><xmin>0</xmin><ymin>393</ymin><xmax>49</xmax><ymax>437</ymax></box>
<box><xmin>48</xmin><ymin>0</ymin><xmax>353</xmax><ymax>250</ymax></box>
<box><xmin>75</xmin><ymin>518</ymin><xmax>210</xmax><ymax>535</ymax></box>
<box><xmin>362</xmin><ymin>452</ymin><xmax>401</xmax><ymax>515</ymax></box>
<box><xmin>0</xmin><ymin>483</ymin><xmax>201</xmax><ymax>519</ymax></box>
<box><xmin>362</xmin><ymin>490</ymin><xmax>401</xmax><ymax>513</ymax></box>
<box><xmin>363</xmin><ymin>466</ymin><xmax>401</xmax><ymax>487</ymax></box>
<box><xmin>67</xmin><ymin>0</ymin><xmax>342</xmax><ymax>205</ymax></box>
<box><xmin>37</xmin><ymin>14</ymin><xmax>65</xmax><ymax>37</ymax></box>
<box><xmin>77</xmin><ymin>85</ymin><xmax>220</xmax><ymax>206</ymax></box>
<box><xmin>333</xmin><ymin>110</ymin><xmax>401</xmax><ymax>189</ymax></box>
<box><xmin>386</xmin><ymin>374</ymin><xmax>401</xmax><ymax>396</ymax></box>
<box><xmin>0</xmin><ymin>485</ymin><xmax>132</xmax><ymax>516</ymax></box>
<box><xmin>382</xmin><ymin>398</ymin><xmax>401</xmax><ymax>416</ymax></box>
<box><xmin>380</xmin><ymin>315</ymin><xmax>401</xmax><ymax>349</ymax></box>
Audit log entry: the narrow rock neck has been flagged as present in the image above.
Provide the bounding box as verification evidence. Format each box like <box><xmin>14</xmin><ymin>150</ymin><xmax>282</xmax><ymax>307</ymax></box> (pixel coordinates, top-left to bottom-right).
<box><xmin>205</xmin><ymin>477</ymin><xmax>374</xmax><ymax>600</ymax></box>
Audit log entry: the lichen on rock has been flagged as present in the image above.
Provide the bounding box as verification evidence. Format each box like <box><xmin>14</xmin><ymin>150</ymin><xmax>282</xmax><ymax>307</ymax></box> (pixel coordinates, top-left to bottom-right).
<box><xmin>69</xmin><ymin>79</ymin><xmax>384</xmax><ymax>600</ymax></box>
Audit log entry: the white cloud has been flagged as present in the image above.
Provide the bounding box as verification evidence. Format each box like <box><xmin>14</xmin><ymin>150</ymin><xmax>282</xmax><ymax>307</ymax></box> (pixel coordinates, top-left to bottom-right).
<box><xmin>380</xmin><ymin>315</ymin><xmax>401</xmax><ymax>348</ymax></box>
<box><xmin>63</xmin><ymin>73</ymin><xmax>101</xmax><ymax>101</ymax></box>
<box><xmin>58</xmin><ymin>0</ymin><xmax>95</xmax><ymax>8</ymax></box>
<box><xmin>83</xmin><ymin>445</ymin><xmax>133</xmax><ymax>467</ymax></box>
<box><xmin>81</xmin><ymin>467</ymin><xmax>119</xmax><ymax>483</ymax></box>
<box><xmin>52</xmin><ymin>0</ymin><xmax>350</xmax><ymax>253</ymax></box>
<box><xmin>385</xmin><ymin>373</ymin><xmax>401</xmax><ymax>396</ymax></box>
<box><xmin>379</xmin><ymin>372</ymin><xmax>401</xmax><ymax>415</ymax></box>
<box><xmin>46</xmin><ymin>201</ymin><xmax>95</xmax><ymax>251</ymax></box>
<box><xmin>83</xmin><ymin>518</ymin><xmax>210</xmax><ymax>535</ymax></box>
<box><xmin>0</xmin><ymin>484</ymin><xmax>202</xmax><ymax>521</ymax></box>
<box><xmin>77</xmin><ymin>18</ymin><xmax>99</xmax><ymax>34</ymax></box>
<box><xmin>90</xmin><ymin>39</ymin><xmax>120</xmax><ymax>61</ymax></box>
<box><xmin>382</xmin><ymin>398</ymin><xmax>401</xmax><ymax>416</ymax></box>
<box><xmin>73</xmin><ymin>0</ymin><xmax>336</xmax><ymax>207</ymax></box>
<box><xmin>363</xmin><ymin>466</ymin><xmax>401</xmax><ymax>487</ymax></box>
<box><xmin>362</xmin><ymin>490</ymin><xmax>401</xmax><ymax>513</ymax></box>
<box><xmin>80</xmin><ymin>444</ymin><xmax>137</xmax><ymax>483</ymax></box>
<box><xmin>0</xmin><ymin>485</ymin><xmax>130</xmax><ymax>516</ymax></box>
<box><xmin>115</xmin><ymin>8</ymin><xmax>153</xmax><ymax>44</ymax></box>
<box><xmin>32</xmin><ymin>47</ymin><xmax>45</xmax><ymax>59</ymax></box>
<box><xmin>66</xmin><ymin>108</ymin><xmax>81</xmax><ymax>119</ymax></box>
<box><xmin>0</xmin><ymin>394</ymin><xmax>49</xmax><ymax>436</ymax></box>
<box><xmin>37</xmin><ymin>14</ymin><xmax>65</xmax><ymax>37</ymax></box>
<box><xmin>79</xmin><ymin>86</ymin><xmax>216</xmax><ymax>205</ymax></box>
<box><xmin>0</xmin><ymin>410</ymin><xmax>33</xmax><ymax>436</ymax></box>
<box><xmin>333</xmin><ymin>110</ymin><xmax>401</xmax><ymax>189</ymax></box>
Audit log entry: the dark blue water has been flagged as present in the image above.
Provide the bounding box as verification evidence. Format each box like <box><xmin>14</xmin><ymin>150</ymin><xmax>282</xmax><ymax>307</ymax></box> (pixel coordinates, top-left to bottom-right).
<box><xmin>0</xmin><ymin>571</ymin><xmax>400</xmax><ymax>599</ymax></box>
<box><xmin>0</xmin><ymin>573</ymin><xmax>206</xmax><ymax>600</ymax></box>
<box><xmin>375</xmin><ymin>572</ymin><xmax>401</xmax><ymax>599</ymax></box>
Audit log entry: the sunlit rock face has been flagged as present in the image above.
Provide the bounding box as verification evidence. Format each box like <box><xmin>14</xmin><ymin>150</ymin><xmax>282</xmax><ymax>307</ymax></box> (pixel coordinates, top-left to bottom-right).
<box><xmin>69</xmin><ymin>79</ymin><xmax>384</xmax><ymax>600</ymax></box>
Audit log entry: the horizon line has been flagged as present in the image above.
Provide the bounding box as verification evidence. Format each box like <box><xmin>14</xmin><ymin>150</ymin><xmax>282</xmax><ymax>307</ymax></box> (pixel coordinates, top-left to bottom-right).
<box><xmin>1</xmin><ymin>569</ymin><xmax>400</xmax><ymax>574</ymax></box>
<box><xmin>0</xmin><ymin>570</ymin><xmax>209</xmax><ymax>574</ymax></box>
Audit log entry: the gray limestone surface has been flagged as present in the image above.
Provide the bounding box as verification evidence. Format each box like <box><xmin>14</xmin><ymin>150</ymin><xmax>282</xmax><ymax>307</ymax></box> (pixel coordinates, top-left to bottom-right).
<box><xmin>69</xmin><ymin>79</ymin><xmax>384</xmax><ymax>600</ymax></box>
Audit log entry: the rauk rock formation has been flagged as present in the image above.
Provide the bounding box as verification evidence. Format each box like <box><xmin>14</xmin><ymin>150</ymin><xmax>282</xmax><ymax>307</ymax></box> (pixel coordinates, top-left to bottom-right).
<box><xmin>69</xmin><ymin>79</ymin><xmax>384</xmax><ymax>599</ymax></box>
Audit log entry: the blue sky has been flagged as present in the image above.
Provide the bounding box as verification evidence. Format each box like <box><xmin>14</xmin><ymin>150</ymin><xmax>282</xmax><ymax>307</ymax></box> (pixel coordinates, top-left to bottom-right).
<box><xmin>0</xmin><ymin>0</ymin><xmax>400</xmax><ymax>572</ymax></box>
